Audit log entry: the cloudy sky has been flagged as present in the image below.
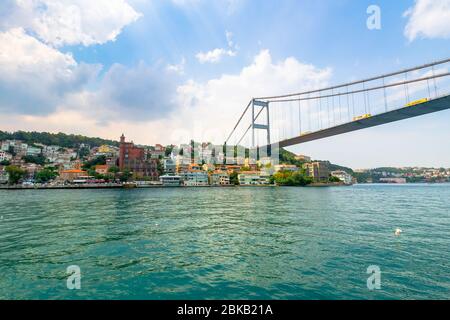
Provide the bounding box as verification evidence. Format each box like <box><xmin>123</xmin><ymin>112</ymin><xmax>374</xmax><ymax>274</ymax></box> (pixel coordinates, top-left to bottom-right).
<box><xmin>0</xmin><ymin>0</ymin><xmax>449</xmax><ymax>168</ymax></box>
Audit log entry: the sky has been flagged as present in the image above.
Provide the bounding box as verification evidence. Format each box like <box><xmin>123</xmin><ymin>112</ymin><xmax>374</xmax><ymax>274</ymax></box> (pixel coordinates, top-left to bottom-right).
<box><xmin>0</xmin><ymin>0</ymin><xmax>449</xmax><ymax>168</ymax></box>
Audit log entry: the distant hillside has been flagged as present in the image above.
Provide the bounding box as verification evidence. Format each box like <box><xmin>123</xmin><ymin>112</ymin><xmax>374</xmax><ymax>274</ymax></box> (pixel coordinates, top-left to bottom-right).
<box><xmin>280</xmin><ymin>148</ymin><xmax>354</xmax><ymax>173</ymax></box>
<box><xmin>0</xmin><ymin>130</ymin><xmax>119</xmax><ymax>149</ymax></box>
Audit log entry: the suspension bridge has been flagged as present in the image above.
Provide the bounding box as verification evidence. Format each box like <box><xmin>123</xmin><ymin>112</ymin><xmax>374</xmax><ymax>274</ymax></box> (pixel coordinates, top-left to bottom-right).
<box><xmin>225</xmin><ymin>58</ymin><xmax>450</xmax><ymax>150</ymax></box>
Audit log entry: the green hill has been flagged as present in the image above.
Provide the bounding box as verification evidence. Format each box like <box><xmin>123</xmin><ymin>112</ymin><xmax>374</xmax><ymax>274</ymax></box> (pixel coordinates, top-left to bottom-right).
<box><xmin>280</xmin><ymin>148</ymin><xmax>354</xmax><ymax>173</ymax></box>
<box><xmin>0</xmin><ymin>130</ymin><xmax>119</xmax><ymax>149</ymax></box>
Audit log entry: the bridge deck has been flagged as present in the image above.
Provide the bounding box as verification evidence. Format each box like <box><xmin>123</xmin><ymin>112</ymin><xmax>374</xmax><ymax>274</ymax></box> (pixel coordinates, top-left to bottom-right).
<box><xmin>277</xmin><ymin>94</ymin><xmax>450</xmax><ymax>148</ymax></box>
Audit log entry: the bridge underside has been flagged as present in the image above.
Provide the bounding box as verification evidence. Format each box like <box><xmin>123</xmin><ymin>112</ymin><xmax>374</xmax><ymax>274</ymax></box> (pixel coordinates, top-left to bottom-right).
<box><xmin>276</xmin><ymin>95</ymin><xmax>450</xmax><ymax>148</ymax></box>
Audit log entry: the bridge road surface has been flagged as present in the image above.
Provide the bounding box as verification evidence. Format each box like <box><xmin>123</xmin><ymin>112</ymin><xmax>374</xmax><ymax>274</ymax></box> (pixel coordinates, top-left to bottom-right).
<box><xmin>275</xmin><ymin>94</ymin><xmax>450</xmax><ymax>148</ymax></box>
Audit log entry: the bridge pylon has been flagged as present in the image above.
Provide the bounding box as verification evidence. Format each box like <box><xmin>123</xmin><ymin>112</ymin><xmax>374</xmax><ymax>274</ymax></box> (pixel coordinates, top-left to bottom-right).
<box><xmin>251</xmin><ymin>99</ymin><xmax>271</xmax><ymax>148</ymax></box>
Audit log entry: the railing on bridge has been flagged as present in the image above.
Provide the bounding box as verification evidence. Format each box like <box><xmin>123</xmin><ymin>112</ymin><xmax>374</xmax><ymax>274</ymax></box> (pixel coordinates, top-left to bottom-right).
<box><xmin>226</xmin><ymin>58</ymin><xmax>450</xmax><ymax>148</ymax></box>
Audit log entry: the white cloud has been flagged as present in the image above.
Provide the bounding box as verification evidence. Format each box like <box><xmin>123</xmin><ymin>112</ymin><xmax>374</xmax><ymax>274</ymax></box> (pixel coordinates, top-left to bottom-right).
<box><xmin>167</xmin><ymin>57</ymin><xmax>186</xmax><ymax>75</ymax></box>
<box><xmin>0</xmin><ymin>28</ymin><xmax>100</xmax><ymax>115</ymax></box>
<box><xmin>196</xmin><ymin>30</ymin><xmax>238</xmax><ymax>64</ymax></box>
<box><xmin>0</xmin><ymin>50</ymin><xmax>331</xmax><ymax>146</ymax></box>
<box><xmin>2</xmin><ymin>0</ymin><xmax>141</xmax><ymax>47</ymax></box>
<box><xmin>404</xmin><ymin>0</ymin><xmax>450</xmax><ymax>41</ymax></box>
<box><xmin>196</xmin><ymin>48</ymin><xmax>237</xmax><ymax>63</ymax></box>
<box><xmin>176</xmin><ymin>50</ymin><xmax>332</xmax><ymax>144</ymax></box>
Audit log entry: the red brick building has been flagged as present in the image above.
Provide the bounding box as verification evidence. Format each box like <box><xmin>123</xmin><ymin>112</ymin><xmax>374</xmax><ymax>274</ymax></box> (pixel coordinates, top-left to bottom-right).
<box><xmin>119</xmin><ymin>134</ymin><xmax>159</xmax><ymax>180</ymax></box>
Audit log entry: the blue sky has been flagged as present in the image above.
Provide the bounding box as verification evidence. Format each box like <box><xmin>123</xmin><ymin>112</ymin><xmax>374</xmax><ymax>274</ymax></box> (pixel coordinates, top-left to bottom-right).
<box><xmin>0</xmin><ymin>0</ymin><xmax>449</xmax><ymax>168</ymax></box>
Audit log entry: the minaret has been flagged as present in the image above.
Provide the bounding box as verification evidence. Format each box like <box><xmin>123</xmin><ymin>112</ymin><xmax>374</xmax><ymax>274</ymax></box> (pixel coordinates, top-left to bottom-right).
<box><xmin>119</xmin><ymin>134</ymin><xmax>126</xmax><ymax>170</ymax></box>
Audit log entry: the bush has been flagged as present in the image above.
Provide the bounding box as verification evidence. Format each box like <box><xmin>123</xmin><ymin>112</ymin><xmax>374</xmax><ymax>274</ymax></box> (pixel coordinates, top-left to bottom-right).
<box><xmin>273</xmin><ymin>170</ymin><xmax>312</xmax><ymax>186</ymax></box>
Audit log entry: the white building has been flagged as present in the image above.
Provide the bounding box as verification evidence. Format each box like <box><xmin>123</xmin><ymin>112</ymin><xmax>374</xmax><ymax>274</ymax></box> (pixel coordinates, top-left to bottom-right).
<box><xmin>331</xmin><ymin>170</ymin><xmax>353</xmax><ymax>185</ymax></box>
<box><xmin>0</xmin><ymin>151</ymin><xmax>12</xmax><ymax>162</ymax></box>
<box><xmin>209</xmin><ymin>171</ymin><xmax>230</xmax><ymax>185</ymax></box>
<box><xmin>181</xmin><ymin>171</ymin><xmax>209</xmax><ymax>186</ymax></box>
<box><xmin>1</xmin><ymin>140</ymin><xmax>28</xmax><ymax>155</ymax></box>
<box><xmin>160</xmin><ymin>175</ymin><xmax>182</xmax><ymax>186</ymax></box>
<box><xmin>27</xmin><ymin>146</ymin><xmax>42</xmax><ymax>156</ymax></box>
<box><xmin>238</xmin><ymin>172</ymin><xmax>271</xmax><ymax>185</ymax></box>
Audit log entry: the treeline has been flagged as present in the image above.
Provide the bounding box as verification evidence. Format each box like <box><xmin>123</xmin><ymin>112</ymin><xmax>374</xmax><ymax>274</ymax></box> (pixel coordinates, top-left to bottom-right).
<box><xmin>0</xmin><ymin>131</ymin><xmax>119</xmax><ymax>149</ymax></box>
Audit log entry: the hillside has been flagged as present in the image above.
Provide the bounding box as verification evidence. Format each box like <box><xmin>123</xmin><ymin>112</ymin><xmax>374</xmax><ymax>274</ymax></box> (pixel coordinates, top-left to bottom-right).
<box><xmin>0</xmin><ymin>130</ymin><xmax>119</xmax><ymax>149</ymax></box>
<box><xmin>280</xmin><ymin>148</ymin><xmax>354</xmax><ymax>173</ymax></box>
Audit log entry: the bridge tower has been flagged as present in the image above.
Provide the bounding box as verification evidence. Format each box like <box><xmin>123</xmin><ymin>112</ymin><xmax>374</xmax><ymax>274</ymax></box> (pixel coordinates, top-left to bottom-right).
<box><xmin>251</xmin><ymin>99</ymin><xmax>271</xmax><ymax>148</ymax></box>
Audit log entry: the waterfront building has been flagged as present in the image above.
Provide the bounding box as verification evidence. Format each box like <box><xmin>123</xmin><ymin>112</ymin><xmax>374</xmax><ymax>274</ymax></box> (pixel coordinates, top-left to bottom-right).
<box><xmin>119</xmin><ymin>134</ymin><xmax>159</xmax><ymax>180</ymax></box>
<box><xmin>303</xmin><ymin>161</ymin><xmax>330</xmax><ymax>182</ymax></box>
<box><xmin>238</xmin><ymin>172</ymin><xmax>271</xmax><ymax>185</ymax></box>
<box><xmin>181</xmin><ymin>171</ymin><xmax>209</xmax><ymax>186</ymax></box>
<box><xmin>59</xmin><ymin>169</ymin><xmax>88</xmax><ymax>182</ymax></box>
<box><xmin>274</xmin><ymin>164</ymin><xmax>299</xmax><ymax>172</ymax></box>
<box><xmin>209</xmin><ymin>171</ymin><xmax>230</xmax><ymax>185</ymax></box>
<box><xmin>331</xmin><ymin>170</ymin><xmax>353</xmax><ymax>185</ymax></box>
<box><xmin>160</xmin><ymin>175</ymin><xmax>182</xmax><ymax>186</ymax></box>
<box><xmin>379</xmin><ymin>177</ymin><xmax>407</xmax><ymax>184</ymax></box>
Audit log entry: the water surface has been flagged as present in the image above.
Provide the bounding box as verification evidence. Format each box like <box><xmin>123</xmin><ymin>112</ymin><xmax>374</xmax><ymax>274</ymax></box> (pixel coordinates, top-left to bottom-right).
<box><xmin>0</xmin><ymin>184</ymin><xmax>449</xmax><ymax>299</ymax></box>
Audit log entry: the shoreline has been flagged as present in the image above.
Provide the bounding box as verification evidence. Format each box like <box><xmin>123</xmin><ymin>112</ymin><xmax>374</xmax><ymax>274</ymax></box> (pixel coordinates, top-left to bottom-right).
<box><xmin>0</xmin><ymin>183</ymin><xmax>345</xmax><ymax>190</ymax></box>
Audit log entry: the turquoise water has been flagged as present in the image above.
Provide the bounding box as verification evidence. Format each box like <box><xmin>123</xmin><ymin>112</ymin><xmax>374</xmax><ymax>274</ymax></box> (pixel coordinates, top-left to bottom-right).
<box><xmin>0</xmin><ymin>184</ymin><xmax>449</xmax><ymax>299</ymax></box>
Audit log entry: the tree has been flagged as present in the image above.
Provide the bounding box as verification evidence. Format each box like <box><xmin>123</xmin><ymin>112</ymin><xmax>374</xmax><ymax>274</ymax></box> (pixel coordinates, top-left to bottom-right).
<box><xmin>35</xmin><ymin>168</ymin><xmax>58</xmax><ymax>183</ymax></box>
<box><xmin>22</xmin><ymin>154</ymin><xmax>46</xmax><ymax>165</ymax></box>
<box><xmin>82</xmin><ymin>155</ymin><xmax>106</xmax><ymax>170</ymax></box>
<box><xmin>165</xmin><ymin>145</ymin><xmax>174</xmax><ymax>157</ymax></box>
<box><xmin>157</xmin><ymin>161</ymin><xmax>164</xmax><ymax>176</ymax></box>
<box><xmin>108</xmin><ymin>166</ymin><xmax>120</xmax><ymax>174</ymax></box>
<box><xmin>5</xmin><ymin>165</ymin><xmax>26</xmax><ymax>185</ymax></box>
<box><xmin>120</xmin><ymin>169</ymin><xmax>132</xmax><ymax>182</ymax></box>
<box><xmin>329</xmin><ymin>176</ymin><xmax>341</xmax><ymax>183</ymax></box>
<box><xmin>230</xmin><ymin>172</ymin><xmax>239</xmax><ymax>185</ymax></box>
<box><xmin>0</xmin><ymin>130</ymin><xmax>120</xmax><ymax>149</ymax></box>
<box><xmin>107</xmin><ymin>166</ymin><xmax>120</xmax><ymax>181</ymax></box>
<box><xmin>78</xmin><ymin>147</ymin><xmax>90</xmax><ymax>160</ymax></box>
<box><xmin>273</xmin><ymin>171</ymin><xmax>312</xmax><ymax>186</ymax></box>
<box><xmin>8</xmin><ymin>146</ymin><xmax>16</xmax><ymax>157</ymax></box>
<box><xmin>0</xmin><ymin>160</ymin><xmax>11</xmax><ymax>166</ymax></box>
